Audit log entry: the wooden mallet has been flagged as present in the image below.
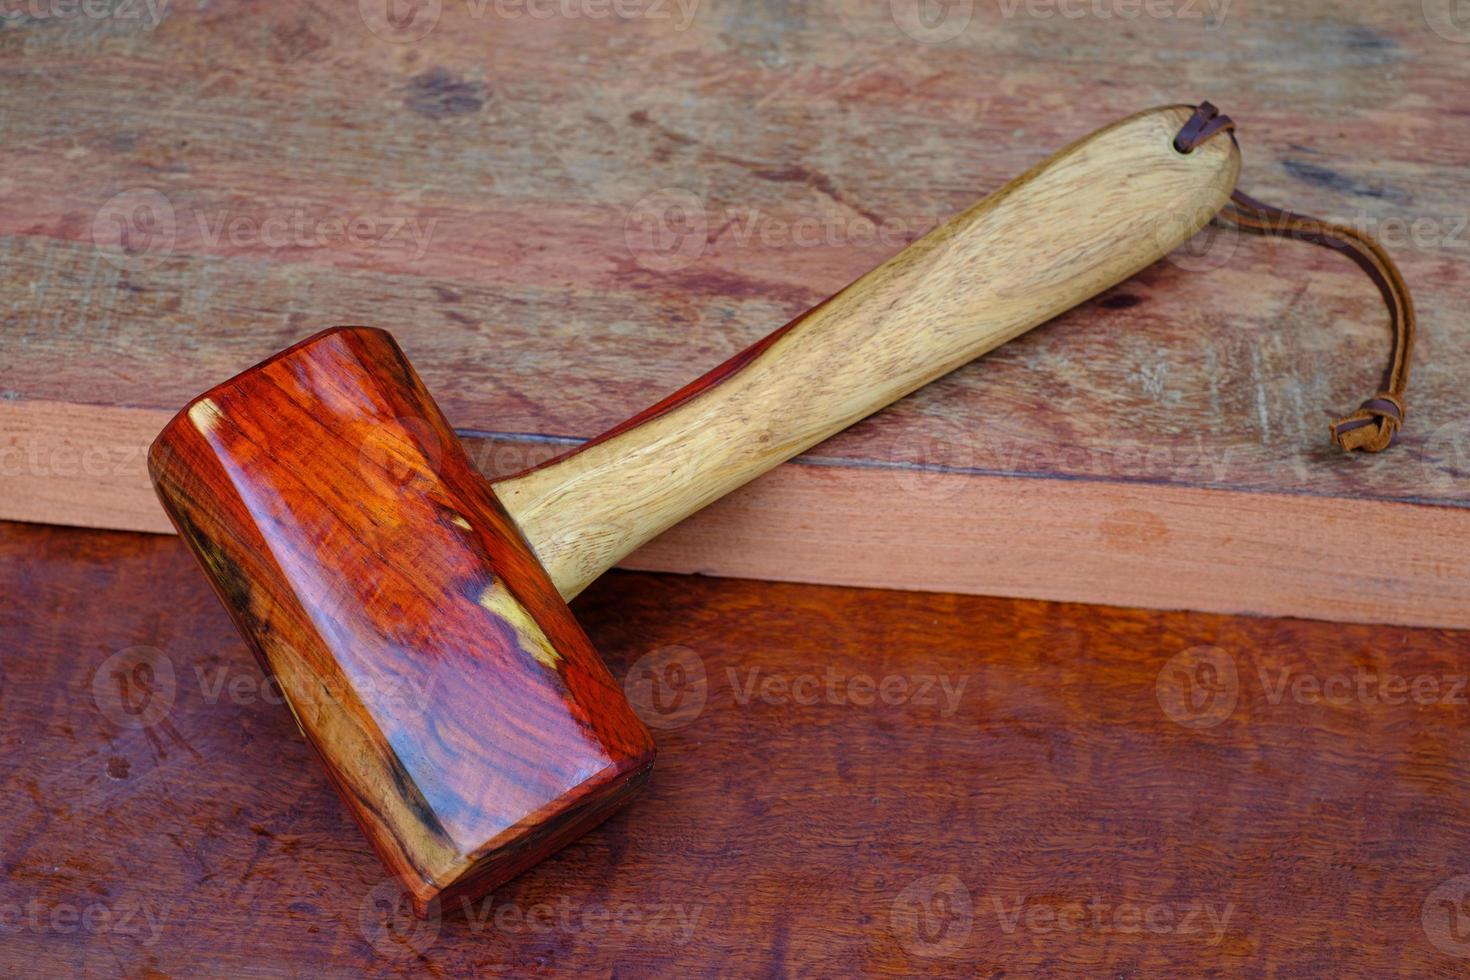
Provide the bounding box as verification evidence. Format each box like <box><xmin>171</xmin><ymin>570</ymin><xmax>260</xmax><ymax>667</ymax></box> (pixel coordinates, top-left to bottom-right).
<box><xmin>149</xmin><ymin>105</ymin><xmax>1237</xmax><ymax>916</ymax></box>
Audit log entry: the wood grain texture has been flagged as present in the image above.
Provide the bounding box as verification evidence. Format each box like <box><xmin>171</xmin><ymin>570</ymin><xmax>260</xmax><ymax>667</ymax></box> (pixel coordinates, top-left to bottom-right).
<box><xmin>6</xmin><ymin>520</ymin><xmax>1470</xmax><ymax>975</ymax></box>
<box><xmin>1</xmin><ymin>0</ymin><xmax>1467</xmax><ymax>623</ymax></box>
<box><xmin>617</xmin><ymin>460</ymin><xmax>1470</xmax><ymax>629</ymax></box>
<box><xmin>8</xmin><ymin>396</ymin><xmax>1470</xmax><ymax>628</ymax></box>
<box><xmin>148</xmin><ymin>327</ymin><xmax>654</xmax><ymax>917</ymax></box>
<box><xmin>495</xmin><ymin>104</ymin><xmax>1239</xmax><ymax>598</ymax></box>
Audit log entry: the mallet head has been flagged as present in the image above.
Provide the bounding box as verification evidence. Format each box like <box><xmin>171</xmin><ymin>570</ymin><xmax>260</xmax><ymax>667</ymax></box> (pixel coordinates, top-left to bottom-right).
<box><xmin>149</xmin><ymin>326</ymin><xmax>654</xmax><ymax>917</ymax></box>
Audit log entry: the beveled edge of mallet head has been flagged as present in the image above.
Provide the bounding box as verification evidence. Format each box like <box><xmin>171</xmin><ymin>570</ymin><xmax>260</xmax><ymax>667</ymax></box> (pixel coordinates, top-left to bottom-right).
<box><xmin>148</xmin><ymin>326</ymin><xmax>655</xmax><ymax>917</ymax></box>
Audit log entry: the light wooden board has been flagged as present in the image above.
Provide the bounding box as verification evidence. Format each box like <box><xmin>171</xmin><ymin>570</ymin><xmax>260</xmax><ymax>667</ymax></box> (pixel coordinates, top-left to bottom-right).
<box><xmin>2</xmin><ymin>0</ymin><xmax>1467</xmax><ymax>624</ymax></box>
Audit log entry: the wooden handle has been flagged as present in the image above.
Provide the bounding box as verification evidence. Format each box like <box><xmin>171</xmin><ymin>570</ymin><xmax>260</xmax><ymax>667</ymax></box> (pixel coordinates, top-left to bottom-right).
<box><xmin>495</xmin><ymin>105</ymin><xmax>1240</xmax><ymax>600</ymax></box>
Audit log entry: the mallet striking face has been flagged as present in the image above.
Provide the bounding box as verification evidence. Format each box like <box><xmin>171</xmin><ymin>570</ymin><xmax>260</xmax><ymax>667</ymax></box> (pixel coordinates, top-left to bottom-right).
<box><xmin>149</xmin><ymin>106</ymin><xmax>1238</xmax><ymax>916</ymax></box>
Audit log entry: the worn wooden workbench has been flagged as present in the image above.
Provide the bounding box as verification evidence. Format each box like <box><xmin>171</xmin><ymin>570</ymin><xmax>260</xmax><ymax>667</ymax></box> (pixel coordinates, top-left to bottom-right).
<box><xmin>2</xmin><ymin>0</ymin><xmax>1468</xmax><ymax>626</ymax></box>
<box><xmin>3</xmin><ymin>519</ymin><xmax>1470</xmax><ymax>976</ymax></box>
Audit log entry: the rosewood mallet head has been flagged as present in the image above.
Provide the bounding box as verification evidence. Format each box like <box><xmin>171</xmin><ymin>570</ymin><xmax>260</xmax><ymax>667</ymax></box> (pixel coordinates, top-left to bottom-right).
<box><xmin>149</xmin><ymin>327</ymin><xmax>654</xmax><ymax>917</ymax></box>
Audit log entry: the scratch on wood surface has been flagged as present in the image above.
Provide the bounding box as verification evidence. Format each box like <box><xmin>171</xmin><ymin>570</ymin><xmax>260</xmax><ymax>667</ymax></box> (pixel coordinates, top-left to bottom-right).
<box><xmin>403</xmin><ymin>68</ymin><xmax>487</xmax><ymax>120</ymax></box>
<box><xmin>1250</xmin><ymin>345</ymin><xmax>1270</xmax><ymax>442</ymax></box>
<box><xmin>1283</xmin><ymin>159</ymin><xmax>1410</xmax><ymax>205</ymax></box>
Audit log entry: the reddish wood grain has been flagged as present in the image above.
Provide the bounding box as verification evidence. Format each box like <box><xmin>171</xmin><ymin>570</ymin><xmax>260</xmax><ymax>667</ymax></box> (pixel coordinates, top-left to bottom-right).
<box><xmin>4</xmin><ymin>520</ymin><xmax>1470</xmax><ymax>975</ymax></box>
<box><xmin>148</xmin><ymin>326</ymin><xmax>653</xmax><ymax>917</ymax></box>
<box><xmin>2</xmin><ymin>0</ymin><xmax>1467</xmax><ymax>625</ymax></box>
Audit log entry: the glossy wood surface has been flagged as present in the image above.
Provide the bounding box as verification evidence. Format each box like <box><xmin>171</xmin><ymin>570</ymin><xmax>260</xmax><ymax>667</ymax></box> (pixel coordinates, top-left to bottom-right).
<box><xmin>3</xmin><ymin>0</ymin><xmax>1466</xmax><ymax>626</ymax></box>
<box><xmin>148</xmin><ymin>327</ymin><xmax>654</xmax><ymax>917</ymax></box>
<box><xmin>4</xmin><ymin>521</ymin><xmax>1470</xmax><ymax>976</ymax></box>
<box><xmin>494</xmin><ymin>104</ymin><xmax>1238</xmax><ymax>599</ymax></box>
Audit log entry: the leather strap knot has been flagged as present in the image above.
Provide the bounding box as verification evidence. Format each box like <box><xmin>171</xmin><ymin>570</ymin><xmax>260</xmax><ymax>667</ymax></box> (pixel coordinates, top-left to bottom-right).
<box><xmin>1329</xmin><ymin>391</ymin><xmax>1405</xmax><ymax>453</ymax></box>
<box><xmin>1176</xmin><ymin>103</ymin><xmax>1415</xmax><ymax>455</ymax></box>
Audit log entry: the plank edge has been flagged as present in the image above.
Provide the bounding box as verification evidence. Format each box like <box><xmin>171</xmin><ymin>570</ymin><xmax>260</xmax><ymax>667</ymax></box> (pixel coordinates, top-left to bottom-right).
<box><xmin>3</xmin><ymin>399</ymin><xmax>1464</xmax><ymax>628</ymax></box>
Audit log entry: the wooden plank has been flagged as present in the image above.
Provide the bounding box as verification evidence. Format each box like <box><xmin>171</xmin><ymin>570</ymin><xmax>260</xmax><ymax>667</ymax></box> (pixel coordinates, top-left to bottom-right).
<box><xmin>0</xmin><ymin>400</ymin><xmax>165</xmax><ymax>532</ymax></box>
<box><xmin>2</xmin><ymin>0</ymin><xmax>1467</xmax><ymax>624</ymax></box>
<box><xmin>4</xmin><ymin>520</ymin><xmax>1470</xmax><ymax>975</ymax></box>
<box><xmin>9</xmin><ymin>396</ymin><xmax>1468</xmax><ymax>627</ymax></box>
<box><xmin>622</xmin><ymin>463</ymin><xmax>1470</xmax><ymax>630</ymax></box>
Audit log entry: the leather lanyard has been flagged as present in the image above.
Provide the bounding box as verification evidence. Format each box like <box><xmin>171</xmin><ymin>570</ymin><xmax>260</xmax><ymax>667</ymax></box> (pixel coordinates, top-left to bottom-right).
<box><xmin>1175</xmin><ymin>102</ymin><xmax>1415</xmax><ymax>453</ymax></box>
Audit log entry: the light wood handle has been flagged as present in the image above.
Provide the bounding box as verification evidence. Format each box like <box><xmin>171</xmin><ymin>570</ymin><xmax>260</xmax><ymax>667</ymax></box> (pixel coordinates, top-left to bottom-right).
<box><xmin>495</xmin><ymin>105</ymin><xmax>1240</xmax><ymax>600</ymax></box>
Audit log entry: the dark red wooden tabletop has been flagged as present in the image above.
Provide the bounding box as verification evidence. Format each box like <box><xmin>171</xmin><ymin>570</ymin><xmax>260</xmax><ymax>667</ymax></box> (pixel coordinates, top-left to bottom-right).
<box><xmin>3</xmin><ymin>519</ymin><xmax>1470</xmax><ymax>976</ymax></box>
